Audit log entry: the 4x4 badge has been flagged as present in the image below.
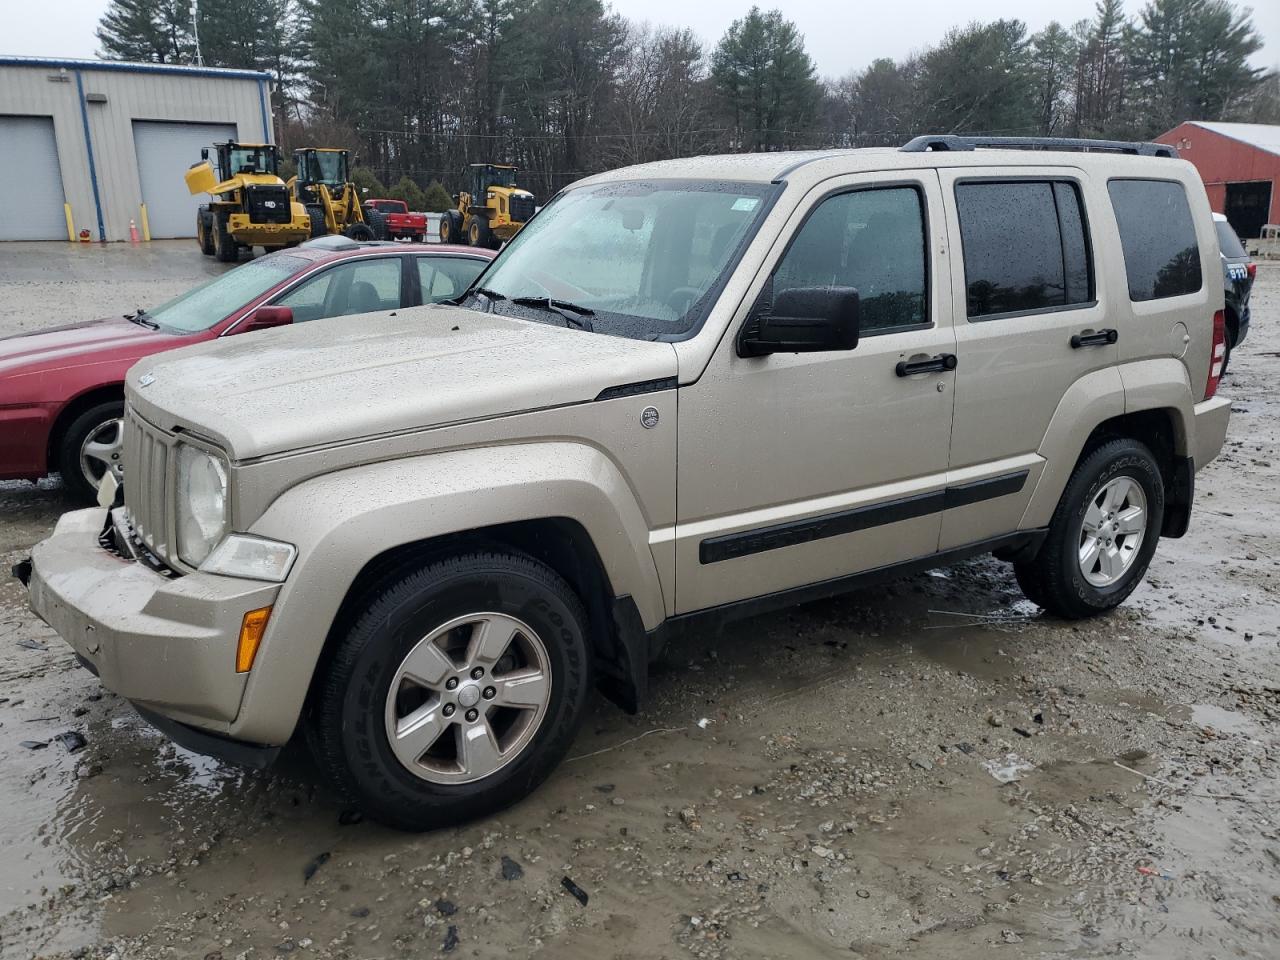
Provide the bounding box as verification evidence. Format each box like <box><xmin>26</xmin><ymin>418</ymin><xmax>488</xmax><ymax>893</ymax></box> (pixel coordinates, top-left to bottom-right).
<box><xmin>640</xmin><ymin>406</ymin><xmax>659</xmax><ymax>429</ymax></box>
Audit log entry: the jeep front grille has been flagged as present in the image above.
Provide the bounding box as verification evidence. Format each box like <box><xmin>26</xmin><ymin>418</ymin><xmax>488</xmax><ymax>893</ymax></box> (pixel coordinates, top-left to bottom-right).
<box><xmin>509</xmin><ymin>194</ymin><xmax>535</xmax><ymax>224</ymax></box>
<box><xmin>246</xmin><ymin>184</ymin><xmax>291</xmax><ymax>225</ymax></box>
<box><xmin>123</xmin><ymin>409</ymin><xmax>174</xmax><ymax>564</ymax></box>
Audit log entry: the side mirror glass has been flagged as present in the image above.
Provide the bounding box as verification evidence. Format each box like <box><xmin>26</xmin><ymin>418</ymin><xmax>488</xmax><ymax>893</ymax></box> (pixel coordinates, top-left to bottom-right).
<box><xmin>241</xmin><ymin>305</ymin><xmax>294</xmax><ymax>332</ymax></box>
<box><xmin>737</xmin><ymin>285</ymin><xmax>860</xmax><ymax>357</ymax></box>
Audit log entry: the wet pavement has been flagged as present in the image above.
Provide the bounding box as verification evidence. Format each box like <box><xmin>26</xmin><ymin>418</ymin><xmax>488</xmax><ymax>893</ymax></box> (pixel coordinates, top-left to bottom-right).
<box><xmin>0</xmin><ymin>244</ymin><xmax>1277</xmax><ymax>959</ymax></box>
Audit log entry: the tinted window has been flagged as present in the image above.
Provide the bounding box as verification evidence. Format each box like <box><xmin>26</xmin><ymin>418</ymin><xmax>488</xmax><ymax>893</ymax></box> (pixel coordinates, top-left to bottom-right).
<box><xmin>956</xmin><ymin>181</ymin><xmax>1093</xmax><ymax>319</ymax></box>
<box><xmin>1214</xmin><ymin>219</ymin><xmax>1247</xmax><ymax>258</ymax></box>
<box><xmin>772</xmin><ymin>187</ymin><xmax>927</xmax><ymax>333</ymax></box>
<box><xmin>1108</xmin><ymin>180</ymin><xmax>1202</xmax><ymax>300</ymax></box>
<box><xmin>417</xmin><ymin>256</ymin><xmax>487</xmax><ymax>303</ymax></box>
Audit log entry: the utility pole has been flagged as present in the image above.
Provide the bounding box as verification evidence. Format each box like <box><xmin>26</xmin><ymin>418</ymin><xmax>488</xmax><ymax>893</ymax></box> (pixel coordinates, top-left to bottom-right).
<box><xmin>191</xmin><ymin>1</ymin><xmax>204</xmax><ymax>66</ymax></box>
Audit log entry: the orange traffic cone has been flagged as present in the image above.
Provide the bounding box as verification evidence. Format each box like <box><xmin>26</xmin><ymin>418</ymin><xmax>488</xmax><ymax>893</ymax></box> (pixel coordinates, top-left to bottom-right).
<box><xmin>129</xmin><ymin>219</ymin><xmax>140</xmax><ymax>244</ymax></box>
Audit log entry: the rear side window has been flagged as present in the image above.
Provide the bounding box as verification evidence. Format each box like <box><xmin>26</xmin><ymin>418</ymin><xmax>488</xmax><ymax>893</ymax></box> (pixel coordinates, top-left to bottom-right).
<box><xmin>956</xmin><ymin>180</ymin><xmax>1093</xmax><ymax>319</ymax></box>
<box><xmin>1214</xmin><ymin>219</ymin><xmax>1247</xmax><ymax>258</ymax></box>
<box><xmin>1108</xmin><ymin>180</ymin><xmax>1202</xmax><ymax>300</ymax></box>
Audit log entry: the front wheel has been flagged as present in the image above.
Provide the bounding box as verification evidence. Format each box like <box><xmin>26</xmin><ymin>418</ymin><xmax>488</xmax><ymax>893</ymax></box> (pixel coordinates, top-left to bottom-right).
<box><xmin>57</xmin><ymin>400</ymin><xmax>125</xmax><ymax>504</ymax></box>
<box><xmin>1014</xmin><ymin>438</ymin><xmax>1164</xmax><ymax>619</ymax></box>
<box><xmin>308</xmin><ymin>550</ymin><xmax>592</xmax><ymax>831</ymax></box>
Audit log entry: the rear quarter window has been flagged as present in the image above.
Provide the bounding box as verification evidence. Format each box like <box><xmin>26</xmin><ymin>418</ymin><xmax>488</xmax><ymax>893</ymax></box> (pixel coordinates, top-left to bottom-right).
<box><xmin>1108</xmin><ymin>180</ymin><xmax>1202</xmax><ymax>301</ymax></box>
<box><xmin>1215</xmin><ymin>219</ymin><xmax>1247</xmax><ymax>258</ymax></box>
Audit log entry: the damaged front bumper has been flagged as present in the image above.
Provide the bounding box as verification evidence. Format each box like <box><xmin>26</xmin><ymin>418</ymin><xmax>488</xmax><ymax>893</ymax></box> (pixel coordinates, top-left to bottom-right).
<box><xmin>20</xmin><ymin>507</ymin><xmax>283</xmax><ymax>761</ymax></box>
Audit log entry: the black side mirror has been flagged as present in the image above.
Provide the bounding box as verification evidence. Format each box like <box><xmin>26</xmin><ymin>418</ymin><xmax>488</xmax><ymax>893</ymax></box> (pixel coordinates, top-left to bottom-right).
<box><xmin>737</xmin><ymin>285</ymin><xmax>860</xmax><ymax>357</ymax></box>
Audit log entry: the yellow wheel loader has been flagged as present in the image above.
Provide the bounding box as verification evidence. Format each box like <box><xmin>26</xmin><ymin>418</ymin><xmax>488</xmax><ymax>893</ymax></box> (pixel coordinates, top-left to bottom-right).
<box><xmin>289</xmin><ymin>148</ymin><xmax>387</xmax><ymax>242</ymax></box>
<box><xmin>186</xmin><ymin>142</ymin><xmax>312</xmax><ymax>261</ymax></box>
<box><xmin>439</xmin><ymin>163</ymin><xmax>535</xmax><ymax>249</ymax></box>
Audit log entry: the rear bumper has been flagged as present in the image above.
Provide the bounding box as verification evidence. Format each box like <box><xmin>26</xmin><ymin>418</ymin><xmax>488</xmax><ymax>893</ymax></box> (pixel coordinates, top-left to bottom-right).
<box><xmin>24</xmin><ymin>508</ymin><xmax>280</xmax><ymax>734</ymax></box>
<box><xmin>1192</xmin><ymin>395</ymin><xmax>1232</xmax><ymax>471</ymax></box>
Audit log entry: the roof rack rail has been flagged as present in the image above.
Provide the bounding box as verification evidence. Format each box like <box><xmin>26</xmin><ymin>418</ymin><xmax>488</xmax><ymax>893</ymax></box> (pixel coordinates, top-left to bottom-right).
<box><xmin>900</xmin><ymin>135</ymin><xmax>1176</xmax><ymax>158</ymax></box>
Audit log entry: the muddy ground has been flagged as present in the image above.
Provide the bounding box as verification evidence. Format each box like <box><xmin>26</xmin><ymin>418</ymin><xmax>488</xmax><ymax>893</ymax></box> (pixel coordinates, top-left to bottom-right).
<box><xmin>0</xmin><ymin>242</ymin><xmax>1277</xmax><ymax>960</ymax></box>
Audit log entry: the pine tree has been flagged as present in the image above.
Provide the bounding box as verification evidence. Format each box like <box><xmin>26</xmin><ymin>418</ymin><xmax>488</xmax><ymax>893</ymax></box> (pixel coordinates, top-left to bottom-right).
<box><xmin>916</xmin><ymin>20</ymin><xmax>1034</xmax><ymax>136</ymax></box>
<box><xmin>711</xmin><ymin>7</ymin><xmax>821</xmax><ymax>150</ymax></box>
<box><xmin>97</xmin><ymin>0</ymin><xmax>191</xmax><ymax>63</ymax></box>
<box><xmin>1125</xmin><ymin>0</ymin><xmax>1263</xmax><ymax>135</ymax></box>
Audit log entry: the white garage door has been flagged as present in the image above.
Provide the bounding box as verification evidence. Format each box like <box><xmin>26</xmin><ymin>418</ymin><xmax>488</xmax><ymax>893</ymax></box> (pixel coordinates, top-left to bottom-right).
<box><xmin>133</xmin><ymin>121</ymin><xmax>238</xmax><ymax>238</ymax></box>
<box><xmin>0</xmin><ymin>116</ymin><xmax>67</xmax><ymax>240</ymax></box>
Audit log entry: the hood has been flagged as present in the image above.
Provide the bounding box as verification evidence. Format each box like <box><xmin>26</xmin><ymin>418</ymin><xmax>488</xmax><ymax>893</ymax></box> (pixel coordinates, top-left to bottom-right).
<box><xmin>0</xmin><ymin>316</ymin><xmax>176</xmax><ymax>378</ymax></box>
<box><xmin>126</xmin><ymin>304</ymin><xmax>679</xmax><ymax>460</ymax></box>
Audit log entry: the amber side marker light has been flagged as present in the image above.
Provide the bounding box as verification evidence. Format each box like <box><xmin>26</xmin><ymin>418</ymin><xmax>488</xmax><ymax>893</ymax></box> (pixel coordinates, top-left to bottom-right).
<box><xmin>236</xmin><ymin>606</ymin><xmax>272</xmax><ymax>673</ymax></box>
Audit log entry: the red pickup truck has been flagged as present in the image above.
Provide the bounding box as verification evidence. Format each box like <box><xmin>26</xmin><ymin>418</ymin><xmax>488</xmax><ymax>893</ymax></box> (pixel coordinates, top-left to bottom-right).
<box><xmin>363</xmin><ymin>199</ymin><xmax>428</xmax><ymax>242</ymax></box>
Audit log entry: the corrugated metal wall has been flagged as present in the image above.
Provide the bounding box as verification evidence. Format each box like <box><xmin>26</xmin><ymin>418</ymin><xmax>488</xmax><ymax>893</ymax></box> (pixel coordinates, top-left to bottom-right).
<box><xmin>0</xmin><ymin>60</ymin><xmax>271</xmax><ymax>241</ymax></box>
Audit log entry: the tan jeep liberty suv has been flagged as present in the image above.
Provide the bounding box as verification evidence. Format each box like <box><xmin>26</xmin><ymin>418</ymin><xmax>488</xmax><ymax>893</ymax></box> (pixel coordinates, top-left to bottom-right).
<box><xmin>20</xmin><ymin>135</ymin><xmax>1233</xmax><ymax>830</ymax></box>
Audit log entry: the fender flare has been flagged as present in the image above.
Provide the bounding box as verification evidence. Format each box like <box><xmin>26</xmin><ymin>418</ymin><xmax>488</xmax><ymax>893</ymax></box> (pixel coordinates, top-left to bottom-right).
<box><xmin>227</xmin><ymin>442</ymin><xmax>665</xmax><ymax>744</ymax></box>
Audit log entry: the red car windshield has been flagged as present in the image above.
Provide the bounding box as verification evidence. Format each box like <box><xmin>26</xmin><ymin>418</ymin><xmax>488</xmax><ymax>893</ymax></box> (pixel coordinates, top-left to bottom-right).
<box><xmin>146</xmin><ymin>256</ymin><xmax>309</xmax><ymax>333</ymax></box>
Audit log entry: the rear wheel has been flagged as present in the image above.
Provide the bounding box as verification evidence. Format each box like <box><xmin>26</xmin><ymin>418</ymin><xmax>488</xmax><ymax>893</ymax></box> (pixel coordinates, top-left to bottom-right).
<box><xmin>364</xmin><ymin>209</ymin><xmax>389</xmax><ymax>241</ymax></box>
<box><xmin>1014</xmin><ymin>438</ymin><xmax>1164</xmax><ymax>619</ymax></box>
<box><xmin>57</xmin><ymin>400</ymin><xmax>125</xmax><ymax>505</ymax></box>
<box><xmin>343</xmin><ymin>220</ymin><xmax>375</xmax><ymax>242</ymax></box>
<box><xmin>308</xmin><ymin>550</ymin><xmax>592</xmax><ymax>831</ymax></box>
<box><xmin>212</xmin><ymin>211</ymin><xmax>238</xmax><ymax>262</ymax></box>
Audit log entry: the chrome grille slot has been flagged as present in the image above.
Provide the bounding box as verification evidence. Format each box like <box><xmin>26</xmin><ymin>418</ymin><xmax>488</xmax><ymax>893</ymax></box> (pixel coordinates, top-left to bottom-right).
<box><xmin>123</xmin><ymin>410</ymin><xmax>172</xmax><ymax>563</ymax></box>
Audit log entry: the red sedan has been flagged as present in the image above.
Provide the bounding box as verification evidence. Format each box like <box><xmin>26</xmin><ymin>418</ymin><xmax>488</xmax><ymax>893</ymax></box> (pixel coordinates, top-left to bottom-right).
<box><xmin>0</xmin><ymin>240</ymin><xmax>493</xmax><ymax>502</ymax></box>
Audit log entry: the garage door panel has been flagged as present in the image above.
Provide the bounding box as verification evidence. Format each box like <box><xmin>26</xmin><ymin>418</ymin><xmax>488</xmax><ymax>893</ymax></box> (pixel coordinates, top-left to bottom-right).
<box><xmin>133</xmin><ymin>121</ymin><xmax>238</xmax><ymax>239</ymax></box>
<box><xmin>0</xmin><ymin>116</ymin><xmax>67</xmax><ymax>241</ymax></box>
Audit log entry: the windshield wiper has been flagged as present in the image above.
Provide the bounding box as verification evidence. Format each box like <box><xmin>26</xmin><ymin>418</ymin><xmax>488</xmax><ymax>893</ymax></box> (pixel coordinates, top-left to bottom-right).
<box><xmin>510</xmin><ymin>296</ymin><xmax>595</xmax><ymax>331</ymax></box>
<box><xmin>127</xmin><ymin>309</ymin><xmax>159</xmax><ymax>330</ymax></box>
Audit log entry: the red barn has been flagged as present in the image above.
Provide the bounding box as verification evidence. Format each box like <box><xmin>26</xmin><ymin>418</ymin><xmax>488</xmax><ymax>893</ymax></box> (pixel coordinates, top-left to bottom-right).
<box><xmin>1157</xmin><ymin>121</ymin><xmax>1280</xmax><ymax>240</ymax></box>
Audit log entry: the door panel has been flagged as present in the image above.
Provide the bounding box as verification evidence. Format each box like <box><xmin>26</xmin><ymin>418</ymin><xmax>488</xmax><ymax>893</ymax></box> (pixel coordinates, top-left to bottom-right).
<box><xmin>674</xmin><ymin>172</ymin><xmax>956</xmax><ymax>614</ymax></box>
<box><xmin>938</xmin><ymin>168</ymin><xmax>1119</xmax><ymax>549</ymax></box>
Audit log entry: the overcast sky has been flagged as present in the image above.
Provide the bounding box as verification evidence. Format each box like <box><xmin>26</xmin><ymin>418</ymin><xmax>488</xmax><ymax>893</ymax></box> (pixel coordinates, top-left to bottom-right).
<box><xmin>3</xmin><ymin>0</ymin><xmax>1277</xmax><ymax>78</ymax></box>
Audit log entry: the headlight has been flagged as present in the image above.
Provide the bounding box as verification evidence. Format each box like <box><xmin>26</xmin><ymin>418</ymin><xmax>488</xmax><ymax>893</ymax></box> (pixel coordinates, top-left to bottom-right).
<box><xmin>200</xmin><ymin>534</ymin><xmax>296</xmax><ymax>583</ymax></box>
<box><xmin>175</xmin><ymin>443</ymin><xmax>228</xmax><ymax>566</ymax></box>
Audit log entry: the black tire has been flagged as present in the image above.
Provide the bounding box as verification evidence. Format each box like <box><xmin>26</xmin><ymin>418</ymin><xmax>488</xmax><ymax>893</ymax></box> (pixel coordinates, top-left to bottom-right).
<box><xmin>1221</xmin><ymin>329</ymin><xmax>1234</xmax><ymax>376</ymax></box>
<box><xmin>1013</xmin><ymin>438</ymin><xmax>1165</xmax><ymax>619</ymax></box>
<box><xmin>363</xmin><ymin>208</ymin><xmax>389</xmax><ymax>241</ymax></box>
<box><xmin>212</xmin><ymin>211</ymin><xmax>238</xmax><ymax>262</ymax></box>
<box><xmin>306</xmin><ymin>205</ymin><xmax>327</xmax><ymax>239</ymax></box>
<box><xmin>308</xmin><ymin>550</ymin><xmax>593</xmax><ymax>831</ymax></box>
<box><xmin>467</xmin><ymin>217</ymin><xmax>492</xmax><ymax>248</ymax></box>
<box><xmin>196</xmin><ymin>206</ymin><xmax>214</xmax><ymax>255</ymax></box>
<box><xmin>56</xmin><ymin>399</ymin><xmax>124</xmax><ymax>505</ymax></box>
<box><xmin>439</xmin><ymin>211</ymin><xmax>462</xmax><ymax>244</ymax></box>
<box><xmin>343</xmin><ymin>221</ymin><xmax>375</xmax><ymax>242</ymax></box>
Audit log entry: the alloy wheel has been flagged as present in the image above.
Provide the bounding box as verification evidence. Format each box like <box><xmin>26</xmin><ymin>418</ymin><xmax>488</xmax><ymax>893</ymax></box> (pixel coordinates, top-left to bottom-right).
<box><xmin>1078</xmin><ymin>476</ymin><xmax>1147</xmax><ymax>587</ymax></box>
<box><xmin>383</xmin><ymin>612</ymin><xmax>551</xmax><ymax>784</ymax></box>
<box><xmin>79</xmin><ymin>417</ymin><xmax>124</xmax><ymax>490</ymax></box>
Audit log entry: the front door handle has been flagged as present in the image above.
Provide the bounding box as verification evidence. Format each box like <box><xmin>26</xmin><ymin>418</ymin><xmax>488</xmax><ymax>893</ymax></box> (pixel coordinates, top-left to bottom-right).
<box><xmin>895</xmin><ymin>353</ymin><xmax>957</xmax><ymax>377</ymax></box>
<box><xmin>1070</xmin><ymin>328</ymin><xmax>1119</xmax><ymax>348</ymax></box>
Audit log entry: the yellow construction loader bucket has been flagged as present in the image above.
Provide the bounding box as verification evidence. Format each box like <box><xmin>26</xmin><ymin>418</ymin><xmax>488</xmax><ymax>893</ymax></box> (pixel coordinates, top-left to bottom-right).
<box><xmin>185</xmin><ymin>161</ymin><xmax>219</xmax><ymax>197</ymax></box>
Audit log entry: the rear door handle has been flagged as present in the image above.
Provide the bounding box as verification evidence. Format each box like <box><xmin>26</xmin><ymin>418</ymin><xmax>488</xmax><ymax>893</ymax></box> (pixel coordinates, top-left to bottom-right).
<box><xmin>895</xmin><ymin>353</ymin><xmax>957</xmax><ymax>377</ymax></box>
<box><xmin>1070</xmin><ymin>328</ymin><xmax>1119</xmax><ymax>348</ymax></box>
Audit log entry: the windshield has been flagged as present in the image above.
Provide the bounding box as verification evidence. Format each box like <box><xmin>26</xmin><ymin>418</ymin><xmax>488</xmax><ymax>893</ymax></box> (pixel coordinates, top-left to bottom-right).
<box><xmin>481</xmin><ymin>167</ymin><xmax>517</xmax><ymax>189</ymax></box>
<box><xmin>467</xmin><ymin>179</ymin><xmax>774</xmax><ymax>340</ymax></box>
<box><xmin>227</xmin><ymin>146</ymin><xmax>275</xmax><ymax>176</ymax></box>
<box><xmin>146</xmin><ymin>256</ymin><xmax>308</xmax><ymax>333</ymax></box>
<box><xmin>302</xmin><ymin>151</ymin><xmax>347</xmax><ymax>185</ymax></box>
<box><xmin>1215</xmin><ymin>219</ymin><xmax>1247</xmax><ymax>258</ymax></box>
